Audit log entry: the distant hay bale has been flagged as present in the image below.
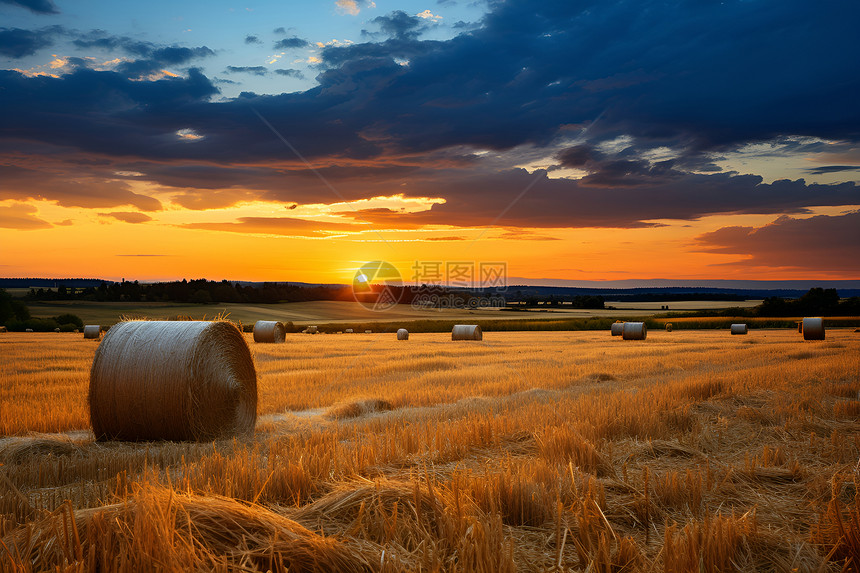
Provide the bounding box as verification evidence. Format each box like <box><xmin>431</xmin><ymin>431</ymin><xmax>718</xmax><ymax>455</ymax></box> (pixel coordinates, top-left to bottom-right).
<box><xmin>345</xmin><ymin>329</ymin><xmax>354</xmax><ymax>333</ymax></box>
<box><xmin>24</xmin><ymin>328</ymin><xmax>33</xmax><ymax>333</ymax></box>
<box><xmin>452</xmin><ymin>324</ymin><xmax>482</xmax><ymax>341</ymax></box>
<box><xmin>802</xmin><ymin>317</ymin><xmax>825</xmax><ymax>340</ymax></box>
<box><xmin>89</xmin><ymin>321</ymin><xmax>257</xmax><ymax>442</ymax></box>
<box><xmin>365</xmin><ymin>330</ymin><xmax>372</xmax><ymax>334</ymax></box>
<box><xmin>730</xmin><ymin>323</ymin><xmax>748</xmax><ymax>335</ymax></box>
<box><xmin>83</xmin><ymin>325</ymin><xmax>100</xmax><ymax>339</ymax></box>
<box><xmin>665</xmin><ymin>323</ymin><xmax>673</xmax><ymax>332</ymax></box>
<box><xmin>253</xmin><ymin>320</ymin><xmax>285</xmax><ymax>343</ymax></box>
<box><xmin>610</xmin><ymin>322</ymin><xmax>624</xmax><ymax>336</ymax></box>
<box><xmin>622</xmin><ymin>322</ymin><xmax>647</xmax><ymax>340</ymax></box>
<box><xmin>307</xmin><ymin>326</ymin><xmax>318</xmax><ymax>334</ymax></box>
<box><xmin>396</xmin><ymin>328</ymin><xmax>409</xmax><ymax>340</ymax></box>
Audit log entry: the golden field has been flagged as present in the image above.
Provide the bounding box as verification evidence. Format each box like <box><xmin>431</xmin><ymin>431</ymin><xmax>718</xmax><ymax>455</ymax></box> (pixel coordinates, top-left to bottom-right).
<box><xmin>1</xmin><ymin>328</ymin><xmax>859</xmax><ymax>571</ymax></box>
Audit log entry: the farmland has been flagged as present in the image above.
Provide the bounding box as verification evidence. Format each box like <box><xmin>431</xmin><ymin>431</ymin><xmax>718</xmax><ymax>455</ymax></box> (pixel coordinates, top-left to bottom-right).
<box><xmin>1</xmin><ymin>328</ymin><xmax>860</xmax><ymax>571</ymax></box>
<box><xmin>23</xmin><ymin>298</ymin><xmax>764</xmax><ymax>328</ymax></box>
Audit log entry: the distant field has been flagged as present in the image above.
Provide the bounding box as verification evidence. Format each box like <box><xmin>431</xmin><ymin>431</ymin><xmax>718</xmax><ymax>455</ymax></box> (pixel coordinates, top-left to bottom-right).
<box><xmin>25</xmin><ymin>299</ymin><xmax>761</xmax><ymax>326</ymax></box>
<box><xmin>605</xmin><ymin>299</ymin><xmax>763</xmax><ymax>310</ymax></box>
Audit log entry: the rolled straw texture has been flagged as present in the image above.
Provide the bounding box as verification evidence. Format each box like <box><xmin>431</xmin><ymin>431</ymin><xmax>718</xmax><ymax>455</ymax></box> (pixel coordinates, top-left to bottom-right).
<box><xmin>452</xmin><ymin>324</ymin><xmax>482</xmax><ymax>340</ymax></box>
<box><xmin>89</xmin><ymin>320</ymin><xmax>257</xmax><ymax>441</ymax></box>
<box><xmin>253</xmin><ymin>320</ymin><xmax>286</xmax><ymax>343</ymax></box>
<box><xmin>622</xmin><ymin>322</ymin><xmax>647</xmax><ymax>340</ymax></box>
<box><xmin>83</xmin><ymin>325</ymin><xmax>100</xmax><ymax>339</ymax></box>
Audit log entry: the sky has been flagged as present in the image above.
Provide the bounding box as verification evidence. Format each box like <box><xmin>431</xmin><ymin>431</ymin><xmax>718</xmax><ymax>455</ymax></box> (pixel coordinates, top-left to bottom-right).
<box><xmin>1</xmin><ymin>0</ymin><xmax>859</xmax><ymax>285</ymax></box>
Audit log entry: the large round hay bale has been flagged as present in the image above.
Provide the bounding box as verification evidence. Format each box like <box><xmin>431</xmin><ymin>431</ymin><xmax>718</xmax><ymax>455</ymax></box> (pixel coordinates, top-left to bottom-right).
<box><xmin>89</xmin><ymin>321</ymin><xmax>257</xmax><ymax>441</ymax></box>
<box><xmin>397</xmin><ymin>328</ymin><xmax>409</xmax><ymax>340</ymax></box>
<box><xmin>730</xmin><ymin>323</ymin><xmax>748</xmax><ymax>335</ymax></box>
<box><xmin>622</xmin><ymin>322</ymin><xmax>647</xmax><ymax>340</ymax></box>
<box><xmin>610</xmin><ymin>322</ymin><xmax>624</xmax><ymax>336</ymax></box>
<box><xmin>253</xmin><ymin>320</ymin><xmax>285</xmax><ymax>343</ymax></box>
<box><xmin>452</xmin><ymin>324</ymin><xmax>482</xmax><ymax>341</ymax></box>
<box><xmin>802</xmin><ymin>317</ymin><xmax>825</xmax><ymax>340</ymax></box>
<box><xmin>83</xmin><ymin>325</ymin><xmax>101</xmax><ymax>339</ymax></box>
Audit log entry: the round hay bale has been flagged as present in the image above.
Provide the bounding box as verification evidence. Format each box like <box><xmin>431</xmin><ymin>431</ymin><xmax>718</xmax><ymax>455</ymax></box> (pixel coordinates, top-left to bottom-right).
<box><xmin>253</xmin><ymin>320</ymin><xmax>285</xmax><ymax>343</ymax></box>
<box><xmin>89</xmin><ymin>321</ymin><xmax>257</xmax><ymax>442</ymax></box>
<box><xmin>730</xmin><ymin>323</ymin><xmax>748</xmax><ymax>335</ymax></box>
<box><xmin>307</xmin><ymin>325</ymin><xmax>318</xmax><ymax>334</ymax></box>
<box><xmin>610</xmin><ymin>322</ymin><xmax>624</xmax><ymax>336</ymax></box>
<box><xmin>622</xmin><ymin>322</ymin><xmax>647</xmax><ymax>340</ymax></box>
<box><xmin>452</xmin><ymin>324</ymin><xmax>482</xmax><ymax>341</ymax></box>
<box><xmin>83</xmin><ymin>325</ymin><xmax>101</xmax><ymax>339</ymax></box>
<box><xmin>396</xmin><ymin>328</ymin><xmax>409</xmax><ymax>340</ymax></box>
<box><xmin>665</xmin><ymin>323</ymin><xmax>673</xmax><ymax>332</ymax></box>
<box><xmin>345</xmin><ymin>329</ymin><xmax>354</xmax><ymax>333</ymax></box>
<box><xmin>365</xmin><ymin>330</ymin><xmax>373</xmax><ymax>334</ymax></box>
<box><xmin>802</xmin><ymin>317</ymin><xmax>825</xmax><ymax>340</ymax></box>
<box><xmin>25</xmin><ymin>328</ymin><xmax>33</xmax><ymax>332</ymax></box>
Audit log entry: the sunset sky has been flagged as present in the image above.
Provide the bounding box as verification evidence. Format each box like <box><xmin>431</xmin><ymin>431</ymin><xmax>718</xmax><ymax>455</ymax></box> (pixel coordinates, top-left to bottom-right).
<box><xmin>1</xmin><ymin>0</ymin><xmax>858</xmax><ymax>285</ymax></box>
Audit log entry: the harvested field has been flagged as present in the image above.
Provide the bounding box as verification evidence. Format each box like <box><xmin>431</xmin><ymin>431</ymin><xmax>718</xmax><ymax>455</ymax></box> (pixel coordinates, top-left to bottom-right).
<box><xmin>1</xmin><ymin>329</ymin><xmax>859</xmax><ymax>571</ymax></box>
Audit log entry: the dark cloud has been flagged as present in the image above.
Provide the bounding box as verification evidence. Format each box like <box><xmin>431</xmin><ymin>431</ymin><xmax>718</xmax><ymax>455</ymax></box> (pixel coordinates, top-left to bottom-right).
<box><xmin>273</xmin><ymin>36</ymin><xmax>308</xmax><ymax>49</ymax></box>
<box><xmin>0</xmin><ymin>0</ymin><xmax>57</xmax><ymax>14</ymax></box>
<box><xmin>274</xmin><ymin>68</ymin><xmax>304</xmax><ymax>79</ymax></box>
<box><xmin>98</xmin><ymin>211</ymin><xmax>153</xmax><ymax>224</ymax></box>
<box><xmin>0</xmin><ymin>164</ymin><xmax>163</xmax><ymax>211</ymax></box>
<box><xmin>272</xmin><ymin>27</ymin><xmax>286</xmax><ymax>35</ymax></box>
<box><xmin>334</xmin><ymin>168</ymin><xmax>860</xmax><ymax>229</ymax></box>
<box><xmin>0</xmin><ymin>202</ymin><xmax>52</xmax><ymax>230</ymax></box>
<box><xmin>71</xmin><ymin>31</ymin><xmax>215</xmax><ymax>77</ymax></box>
<box><xmin>695</xmin><ymin>212</ymin><xmax>860</xmax><ymax>272</ymax></box>
<box><xmin>364</xmin><ymin>11</ymin><xmax>429</xmax><ymax>40</ymax></box>
<box><xmin>0</xmin><ymin>27</ymin><xmax>54</xmax><ymax>58</ymax></box>
<box><xmin>806</xmin><ymin>165</ymin><xmax>860</xmax><ymax>175</ymax></box>
<box><xmin>244</xmin><ymin>35</ymin><xmax>261</xmax><ymax>44</ymax></box>
<box><xmin>225</xmin><ymin>65</ymin><xmax>268</xmax><ymax>76</ymax></box>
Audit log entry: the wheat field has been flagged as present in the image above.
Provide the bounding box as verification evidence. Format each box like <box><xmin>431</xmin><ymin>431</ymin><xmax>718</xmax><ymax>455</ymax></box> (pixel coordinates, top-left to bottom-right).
<box><xmin>1</xmin><ymin>328</ymin><xmax>859</xmax><ymax>571</ymax></box>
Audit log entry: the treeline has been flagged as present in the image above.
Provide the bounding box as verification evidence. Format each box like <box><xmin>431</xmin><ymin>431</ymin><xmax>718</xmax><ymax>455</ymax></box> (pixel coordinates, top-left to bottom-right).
<box><xmin>659</xmin><ymin>288</ymin><xmax>860</xmax><ymax>318</ymax></box>
<box><xmin>22</xmin><ymin>280</ymin><xmax>353</xmax><ymax>304</ymax></box>
<box><xmin>0</xmin><ymin>289</ymin><xmax>83</xmax><ymax>331</ymax></box>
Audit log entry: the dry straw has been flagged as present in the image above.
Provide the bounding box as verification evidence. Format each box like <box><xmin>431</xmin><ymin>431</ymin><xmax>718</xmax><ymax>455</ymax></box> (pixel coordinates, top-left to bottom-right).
<box><xmin>397</xmin><ymin>328</ymin><xmax>409</xmax><ymax>340</ymax></box>
<box><xmin>802</xmin><ymin>317</ymin><xmax>825</xmax><ymax>340</ymax></box>
<box><xmin>253</xmin><ymin>320</ymin><xmax>286</xmax><ymax>343</ymax></box>
<box><xmin>622</xmin><ymin>322</ymin><xmax>647</xmax><ymax>340</ymax></box>
<box><xmin>89</xmin><ymin>320</ymin><xmax>257</xmax><ymax>442</ymax></box>
<box><xmin>730</xmin><ymin>323</ymin><xmax>748</xmax><ymax>335</ymax></box>
<box><xmin>452</xmin><ymin>324</ymin><xmax>482</xmax><ymax>340</ymax></box>
<box><xmin>83</xmin><ymin>325</ymin><xmax>100</xmax><ymax>339</ymax></box>
<box><xmin>610</xmin><ymin>321</ymin><xmax>624</xmax><ymax>336</ymax></box>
